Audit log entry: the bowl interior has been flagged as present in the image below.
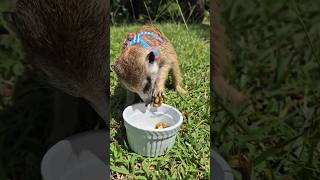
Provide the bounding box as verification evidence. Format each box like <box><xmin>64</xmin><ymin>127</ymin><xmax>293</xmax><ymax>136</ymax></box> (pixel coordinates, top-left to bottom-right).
<box><xmin>123</xmin><ymin>103</ymin><xmax>182</xmax><ymax>131</ymax></box>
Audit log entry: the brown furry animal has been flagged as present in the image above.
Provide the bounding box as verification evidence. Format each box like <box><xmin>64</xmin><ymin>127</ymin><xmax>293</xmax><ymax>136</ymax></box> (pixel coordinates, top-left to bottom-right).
<box><xmin>112</xmin><ymin>25</ymin><xmax>186</xmax><ymax>106</ymax></box>
<box><xmin>2</xmin><ymin>0</ymin><xmax>109</xmax><ymax>121</ymax></box>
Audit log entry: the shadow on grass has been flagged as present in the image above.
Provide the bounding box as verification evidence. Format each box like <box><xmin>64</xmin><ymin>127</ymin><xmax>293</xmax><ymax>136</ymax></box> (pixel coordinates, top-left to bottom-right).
<box><xmin>110</xmin><ymin>83</ymin><xmax>132</xmax><ymax>151</ymax></box>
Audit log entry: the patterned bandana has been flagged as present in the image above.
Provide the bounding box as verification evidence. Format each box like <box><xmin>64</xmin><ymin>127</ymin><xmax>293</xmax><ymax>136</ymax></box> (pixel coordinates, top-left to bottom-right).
<box><xmin>123</xmin><ymin>31</ymin><xmax>164</xmax><ymax>60</ymax></box>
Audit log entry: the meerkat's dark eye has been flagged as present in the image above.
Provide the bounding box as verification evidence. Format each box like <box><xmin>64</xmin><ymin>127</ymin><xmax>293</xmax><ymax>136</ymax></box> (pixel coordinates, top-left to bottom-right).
<box><xmin>147</xmin><ymin>52</ymin><xmax>155</xmax><ymax>64</ymax></box>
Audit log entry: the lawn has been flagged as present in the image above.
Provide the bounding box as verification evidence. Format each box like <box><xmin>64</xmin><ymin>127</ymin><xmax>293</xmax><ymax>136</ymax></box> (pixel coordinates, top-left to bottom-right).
<box><xmin>215</xmin><ymin>0</ymin><xmax>320</xmax><ymax>179</ymax></box>
<box><xmin>110</xmin><ymin>23</ymin><xmax>210</xmax><ymax>179</ymax></box>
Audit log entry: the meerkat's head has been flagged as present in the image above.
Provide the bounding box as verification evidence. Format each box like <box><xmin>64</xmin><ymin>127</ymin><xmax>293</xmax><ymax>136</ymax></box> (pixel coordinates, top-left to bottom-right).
<box><xmin>112</xmin><ymin>45</ymin><xmax>159</xmax><ymax>103</ymax></box>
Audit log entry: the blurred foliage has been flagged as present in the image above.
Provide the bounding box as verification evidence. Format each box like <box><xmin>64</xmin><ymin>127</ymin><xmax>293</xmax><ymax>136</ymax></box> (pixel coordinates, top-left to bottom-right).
<box><xmin>0</xmin><ymin>0</ymin><xmax>11</xmax><ymax>11</ymax></box>
<box><xmin>0</xmin><ymin>0</ymin><xmax>24</xmax><ymax>110</ymax></box>
<box><xmin>111</xmin><ymin>0</ymin><xmax>210</xmax><ymax>25</ymax></box>
<box><xmin>216</xmin><ymin>0</ymin><xmax>320</xmax><ymax>179</ymax></box>
<box><xmin>0</xmin><ymin>1</ymin><xmax>46</xmax><ymax>179</ymax></box>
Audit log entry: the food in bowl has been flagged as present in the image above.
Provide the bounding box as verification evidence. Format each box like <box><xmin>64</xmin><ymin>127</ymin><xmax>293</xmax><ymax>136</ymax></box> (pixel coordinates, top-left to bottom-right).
<box><xmin>152</xmin><ymin>96</ymin><xmax>164</xmax><ymax>107</ymax></box>
<box><xmin>155</xmin><ymin>121</ymin><xmax>169</xmax><ymax>129</ymax></box>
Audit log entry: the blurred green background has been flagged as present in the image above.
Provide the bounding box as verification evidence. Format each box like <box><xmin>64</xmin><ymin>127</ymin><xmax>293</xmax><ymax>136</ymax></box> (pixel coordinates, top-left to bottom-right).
<box><xmin>215</xmin><ymin>0</ymin><xmax>320</xmax><ymax>179</ymax></box>
<box><xmin>0</xmin><ymin>1</ymin><xmax>24</xmax><ymax>111</ymax></box>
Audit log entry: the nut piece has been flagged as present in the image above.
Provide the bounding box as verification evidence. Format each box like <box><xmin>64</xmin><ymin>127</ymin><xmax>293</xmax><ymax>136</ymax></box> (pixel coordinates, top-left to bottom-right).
<box><xmin>154</xmin><ymin>97</ymin><xmax>160</xmax><ymax>104</ymax></box>
<box><xmin>159</xmin><ymin>96</ymin><xmax>164</xmax><ymax>103</ymax></box>
<box><xmin>153</xmin><ymin>103</ymin><xmax>160</xmax><ymax>107</ymax></box>
<box><xmin>152</xmin><ymin>96</ymin><xmax>164</xmax><ymax>107</ymax></box>
<box><xmin>155</xmin><ymin>122</ymin><xmax>169</xmax><ymax>129</ymax></box>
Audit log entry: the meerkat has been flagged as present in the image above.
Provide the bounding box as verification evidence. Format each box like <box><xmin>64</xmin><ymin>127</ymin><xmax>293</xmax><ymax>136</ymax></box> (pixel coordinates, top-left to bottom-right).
<box><xmin>112</xmin><ymin>25</ymin><xmax>187</xmax><ymax>106</ymax></box>
<box><xmin>2</xmin><ymin>0</ymin><xmax>109</xmax><ymax>121</ymax></box>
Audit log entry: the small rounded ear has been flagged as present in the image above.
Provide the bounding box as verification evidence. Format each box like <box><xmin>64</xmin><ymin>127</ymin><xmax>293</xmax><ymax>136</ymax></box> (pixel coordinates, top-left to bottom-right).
<box><xmin>147</xmin><ymin>51</ymin><xmax>155</xmax><ymax>64</ymax></box>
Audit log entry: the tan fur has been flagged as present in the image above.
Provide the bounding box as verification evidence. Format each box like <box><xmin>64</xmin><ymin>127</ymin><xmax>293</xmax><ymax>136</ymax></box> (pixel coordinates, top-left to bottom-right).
<box><xmin>140</xmin><ymin>25</ymin><xmax>186</xmax><ymax>96</ymax></box>
<box><xmin>113</xmin><ymin>25</ymin><xmax>186</xmax><ymax>104</ymax></box>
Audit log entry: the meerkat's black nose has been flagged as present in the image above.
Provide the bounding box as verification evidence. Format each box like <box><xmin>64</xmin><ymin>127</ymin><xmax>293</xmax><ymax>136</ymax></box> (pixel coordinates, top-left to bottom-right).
<box><xmin>145</xmin><ymin>96</ymin><xmax>153</xmax><ymax>105</ymax></box>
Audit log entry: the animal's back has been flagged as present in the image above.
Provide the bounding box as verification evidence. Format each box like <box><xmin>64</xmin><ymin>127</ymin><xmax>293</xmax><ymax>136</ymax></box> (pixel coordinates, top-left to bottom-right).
<box><xmin>138</xmin><ymin>24</ymin><xmax>177</xmax><ymax>65</ymax></box>
<box><xmin>12</xmin><ymin>0</ymin><xmax>108</xmax><ymax>97</ymax></box>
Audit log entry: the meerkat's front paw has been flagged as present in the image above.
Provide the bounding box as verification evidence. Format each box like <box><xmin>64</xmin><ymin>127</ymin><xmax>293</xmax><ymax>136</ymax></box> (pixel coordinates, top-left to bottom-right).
<box><xmin>152</xmin><ymin>87</ymin><xmax>165</xmax><ymax>107</ymax></box>
<box><xmin>153</xmin><ymin>87</ymin><xmax>165</xmax><ymax>98</ymax></box>
<box><xmin>175</xmin><ymin>86</ymin><xmax>187</xmax><ymax>95</ymax></box>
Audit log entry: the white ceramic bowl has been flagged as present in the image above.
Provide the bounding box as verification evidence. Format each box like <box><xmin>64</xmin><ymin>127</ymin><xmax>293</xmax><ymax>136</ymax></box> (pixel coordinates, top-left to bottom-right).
<box><xmin>123</xmin><ymin>103</ymin><xmax>183</xmax><ymax>157</ymax></box>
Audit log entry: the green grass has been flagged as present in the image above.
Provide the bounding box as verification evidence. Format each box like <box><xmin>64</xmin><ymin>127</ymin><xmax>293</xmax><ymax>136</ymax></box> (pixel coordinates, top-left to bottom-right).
<box><xmin>216</xmin><ymin>0</ymin><xmax>320</xmax><ymax>179</ymax></box>
<box><xmin>110</xmin><ymin>23</ymin><xmax>210</xmax><ymax>179</ymax></box>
